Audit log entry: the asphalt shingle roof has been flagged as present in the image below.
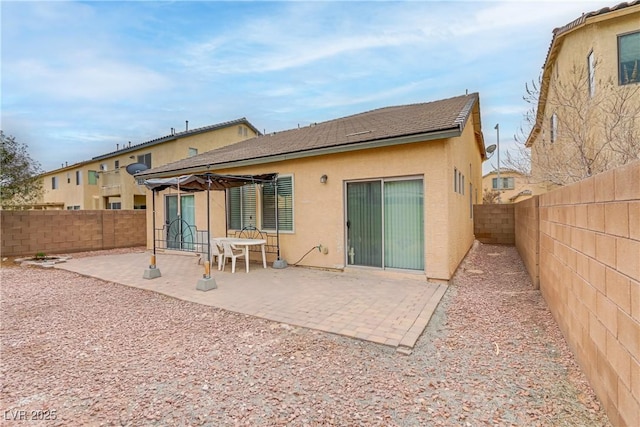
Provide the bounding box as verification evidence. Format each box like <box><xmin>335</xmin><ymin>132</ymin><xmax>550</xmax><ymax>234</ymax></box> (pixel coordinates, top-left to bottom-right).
<box><xmin>140</xmin><ymin>92</ymin><xmax>480</xmax><ymax>177</ymax></box>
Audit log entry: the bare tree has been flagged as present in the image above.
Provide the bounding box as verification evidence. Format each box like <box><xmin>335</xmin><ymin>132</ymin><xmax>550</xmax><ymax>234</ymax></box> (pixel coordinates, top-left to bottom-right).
<box><xmin>482</xmin><ymin>188</ymin><xmax>501</xmax><ymax>204</ymax></box>
<box><xmin>508</xmin><ymin>62</ymin><xmax>640</xmax><ymax>186</ymax></box>
<box><xmin>1</xmin><ymin>131</ymin><xmax>44</xmax><ymax>208</ymax></box>
<box><xmin>503</xmin><ymin>79</ymin><xmax>538</xmax><ymax>180</ymax></box>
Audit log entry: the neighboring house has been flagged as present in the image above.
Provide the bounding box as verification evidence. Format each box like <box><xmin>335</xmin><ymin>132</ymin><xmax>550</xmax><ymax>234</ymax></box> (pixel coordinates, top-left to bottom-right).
<box><xmin>137</xmin><ymin>93</ymin><xmax>488</xmax><ymax>282</ymax></box>
<box><xmin>525</xmin><ymin>1</ymin><xmax>640</xmax><ymax>187</ymax></box>
<box><xmin>39</xmin><ymin>119</ymin><xmax>259</xmax><ymax>210</ymax></box>
<box><xmin>482</xmin><ymin>168</ymin><xmax>539</xmax><ymax>203</ymax></box>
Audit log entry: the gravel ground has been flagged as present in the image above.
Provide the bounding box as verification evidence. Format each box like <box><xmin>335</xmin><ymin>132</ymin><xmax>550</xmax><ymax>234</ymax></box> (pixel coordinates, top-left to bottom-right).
<box><xmin>1</xmin><ymin>243</ymin><xmax>610</xmax><ymax>426</ymax></box>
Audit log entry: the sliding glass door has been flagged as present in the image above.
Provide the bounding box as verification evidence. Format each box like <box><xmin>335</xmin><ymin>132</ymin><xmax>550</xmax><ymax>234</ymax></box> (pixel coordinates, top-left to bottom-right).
<box><xmin>346</xmin><ymin>181</ymin><xmax>382</xmax><ymax>267</ymax></box>
<box><xmin>384</xmin><ymin>179</ymin><xmax>424</xmax><ymax>270</ymax></box>
<box><xmin>346</xmin><ymin>178</ymin><xmax>424</xmax><ymax>270</ymax></box>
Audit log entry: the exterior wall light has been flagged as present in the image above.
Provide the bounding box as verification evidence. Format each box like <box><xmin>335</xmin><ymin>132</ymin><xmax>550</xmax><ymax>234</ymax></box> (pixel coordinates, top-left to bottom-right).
<box><xmin>320</xmin><ymin>174</ymin><xmax>328</xmax><ymax>184</ymax></box>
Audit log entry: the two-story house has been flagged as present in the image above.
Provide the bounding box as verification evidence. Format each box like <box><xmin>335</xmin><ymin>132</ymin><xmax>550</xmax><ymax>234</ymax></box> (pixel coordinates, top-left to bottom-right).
<box><xmin>481</xmin><ymin>168</ymin><xmax>539</xmax><ymax>203</ymax></box>
<box><xmin>525</xmin><ymin>2</ymin><xmax>640</xmax><ymax>187</ymax></box>
<box><xmin>39</xmin><ymin>118</ymin><xmax>259</xmax><ymax>210</ymax></box>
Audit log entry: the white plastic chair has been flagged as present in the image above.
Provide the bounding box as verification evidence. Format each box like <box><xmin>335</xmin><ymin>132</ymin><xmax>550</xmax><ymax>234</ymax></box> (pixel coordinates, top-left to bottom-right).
<box><xmin>210</xmin><ymin>239</ymin><xmax>224</xmax><ymax>271</ymax></box>
<box><xmin>221</xmin><ymin>241</ymin><xmax>246</xmax><ymax>273</ymax></box>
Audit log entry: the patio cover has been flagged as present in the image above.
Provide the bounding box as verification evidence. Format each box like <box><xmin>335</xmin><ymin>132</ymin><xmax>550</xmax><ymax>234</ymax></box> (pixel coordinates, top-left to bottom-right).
<box><xmin>140</xmin><ymin>172</ymin><xmax>280</xmax><ymax>286</ymax></box>
<box><xmin>144</xmin><ymin>173</ymin><xmax>278</xmax><ymax>192</ymax></box>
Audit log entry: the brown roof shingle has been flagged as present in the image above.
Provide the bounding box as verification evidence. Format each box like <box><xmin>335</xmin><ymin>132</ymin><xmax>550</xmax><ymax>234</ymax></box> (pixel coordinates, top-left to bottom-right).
<box><xmin>140</xmin><ymin>92</ymin><xmax>480</xmax><ymax>177</ymax></box>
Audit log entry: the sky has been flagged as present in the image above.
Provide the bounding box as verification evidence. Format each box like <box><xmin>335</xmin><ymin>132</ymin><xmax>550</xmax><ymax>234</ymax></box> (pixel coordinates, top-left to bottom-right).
<box><xmin>1</xmin><ymin>0</ymin><xmax>611</xmax><ymax>174</ymax></box>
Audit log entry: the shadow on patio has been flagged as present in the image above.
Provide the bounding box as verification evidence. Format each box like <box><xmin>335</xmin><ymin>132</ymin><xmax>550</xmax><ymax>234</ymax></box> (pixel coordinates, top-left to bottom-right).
<box><xmin>56</xmin><ymin>250</ymin><xmax>446</xmax><ymax>353</ymax></box>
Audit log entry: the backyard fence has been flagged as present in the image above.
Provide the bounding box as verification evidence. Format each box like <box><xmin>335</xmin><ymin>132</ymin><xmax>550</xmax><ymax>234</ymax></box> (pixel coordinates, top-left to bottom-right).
<box><xmin>1</xmin><ymin>210</ymin><xmax>146</xmax><ymax>257</ymax></box>
<box><xmin>474</xmin><ymin>160</ymin><xmax>639</xmax><ymax>427</ymax></box>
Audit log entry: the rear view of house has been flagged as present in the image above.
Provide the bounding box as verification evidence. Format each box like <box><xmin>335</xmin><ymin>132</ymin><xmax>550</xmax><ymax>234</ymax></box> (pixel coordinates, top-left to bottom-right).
<box><xmin>137</xmin><ymin>93</ymin><xmax>488</xmax><ymax>281</ymax></box>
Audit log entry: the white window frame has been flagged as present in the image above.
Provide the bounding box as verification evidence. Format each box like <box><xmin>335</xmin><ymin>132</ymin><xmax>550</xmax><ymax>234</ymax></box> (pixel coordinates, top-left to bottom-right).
<box><xmin>137</xmin><ymin>153</ymin><xmax>152</xmax><ymax>168</ymax></box>
<box><xmin>227</xmin><ymin>184</ymin><xmax>257</xmax><ymax>230</ymax></box>
<box><xmin>88</xmin><ymin>170</ymin><xmax>99</xmax><ymax>185</ymax></box>
<box><xmin>492</xmin><ymin>177</ymin><xmax>515</xmax><ymax>190</ymax></box>
<box><xmin>550</xmin><ymin>113</ymin><xmax>558</xmax><ymax>143</ymax></box>
<box><xmin>454</xmin><ymin>168</ymin><xmax>458</xmax><ymax>193</ymax></box>
<box><xmin>618</xmin><ymin>31</ymin><xmax>640</xmax><ymax>86</ymax></box>
<box><xmin>262</xmin><ymin>175</ymin><xmax>294</xmax><ymax>233</ymax></box>
<box><xmin>226</xmin><ymin>175</ymin><xmax>295</xmax><ymax>233</ymax></box>
<box><xmin>587</xmin><ymin>50</ymin><xmax>595</xmax><ymax>98</ymax></box>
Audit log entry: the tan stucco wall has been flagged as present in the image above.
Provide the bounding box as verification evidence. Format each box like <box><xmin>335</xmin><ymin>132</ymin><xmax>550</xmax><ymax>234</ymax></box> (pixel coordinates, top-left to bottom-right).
<box><xmin>147</xmin><ymin>117</ymin><xmax>483</xmax><ymax>281</ymax></box>
<box><xmin>41</xmin><ymin>164</ymin><xmax>108</xmax><ymax>209</ymax></box>
<box><xmin>41</xmin><ymin>124</ymin><xmax>257</xmax><ymax>210</ymax></box>
<box><xmin>551</xmin><ymin>10</ymin><xmax>639</xmax><ymax>93</ymax></box>
<box><xmin>446</xmin><ymin>113</ymin><xmax>484</xmax><ymax>277</ymax></box>
<box><xmin>530</xmin><ymin>8</ymin><xmax>640</xmax><ymax>180</ymax></box>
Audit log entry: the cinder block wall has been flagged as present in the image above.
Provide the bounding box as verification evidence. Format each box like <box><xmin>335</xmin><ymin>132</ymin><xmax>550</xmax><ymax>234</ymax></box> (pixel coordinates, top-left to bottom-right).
<box><xmin>535</xmin><ymin>161</ymin><xmax>639</xmax><ymax>427</ymax></box>
<box><xmin>1</xmin><ymin>210</ymin><xmax>146</xmax><ymax>257</ymax></box>
<box><xmin>514</xmin><ymin>196</ymin><xmax>540</xmax><ymax>289</ymax></box>
<box><xmin>473</xmin><ymin>204</ymin><xmax>515</xmax><ymax>244</ymax></box>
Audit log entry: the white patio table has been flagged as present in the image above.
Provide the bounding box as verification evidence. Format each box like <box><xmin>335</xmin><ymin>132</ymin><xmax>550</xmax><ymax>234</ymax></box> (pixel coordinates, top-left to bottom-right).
<box><xmin>214</xmin><ymin>238</ymin><xmax>267</xmax><ymax>273</ymax></box>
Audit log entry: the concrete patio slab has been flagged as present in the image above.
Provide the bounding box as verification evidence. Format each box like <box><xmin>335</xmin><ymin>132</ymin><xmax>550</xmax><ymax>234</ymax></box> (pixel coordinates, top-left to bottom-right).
<box><xmin>55</xmin><ymin>250</ymin><xmax>447</xmax><ymax>352</ymax></box>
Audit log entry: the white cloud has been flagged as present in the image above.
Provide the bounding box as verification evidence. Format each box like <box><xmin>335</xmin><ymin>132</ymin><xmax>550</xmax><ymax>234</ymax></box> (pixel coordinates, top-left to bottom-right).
<box><xmin>1</xmin><ymin>0</ymin><xmax>610</xmax><ymax>172</ymax></box>
<box><xmin>483</xmin><ymin>104</ymin><xmax>529</xmax><ymax>116</ymax></box>
<box><xmin>7</xmin><ymin>58</ymin><xmax>169</xmax><ymax>101</ymax></box>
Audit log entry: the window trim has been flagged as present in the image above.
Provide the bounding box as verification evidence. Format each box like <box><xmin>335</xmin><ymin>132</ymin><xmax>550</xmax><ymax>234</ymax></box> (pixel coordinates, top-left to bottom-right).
<box><xmin>587</xmin><ymin>50</ymin><xmax>595</xmax><ymax>98</ymax></box>
<box><xmin>227</xmin><ymin>184</ymin><xmax>257</xmax><ymax>230</ymax></box>
<box><xmin>454</xmin><ymin>168</ymin><xmax>458</xmax><ymax>193</ymax></box>
<box><xmin>618</xmin><ymin>30</ymin><xmax>640</xmax><ymax>86</ymax></box>
<box><xmin>137</xmin><ymin>153</ymin><xmax>152</xmax><ymax>169</ymax></box>
<box><xmin>226</xmin><ymin>175</ymin><xmax>295</xmax><ymax>233</ymax></box>
<box><xmin>88</xmin><ymin>170</ymin><xmax>98</xmax><ymax>185</ymax></box>
<box><xmin>550</xmin><ymin>112</ymin><xmax>558</xmax><ymax>143</ymax></box>
<box><xmin>492</xmin><ymin>176</ymin><xmax>515</xmax><ymax>190</ymax></box>
<box><xmin>262</xmin><ymin>174</ymin><xmax>294</xmax><ymax>233</ymax></box>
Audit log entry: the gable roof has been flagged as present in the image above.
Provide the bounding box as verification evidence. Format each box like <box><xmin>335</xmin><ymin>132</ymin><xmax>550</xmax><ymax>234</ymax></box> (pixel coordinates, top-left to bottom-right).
<box><xmin>92</xmin><ymin>117</ymin><xmax>259</xmax><ymax>161</ymax></box>
<box><xmin>41</xmin><ymin>117</ymin><xmax>259</xmax><ymax>175</ymax></box>
<box><xmin>525</xmin><ymin>1</ymin><xmax>640</xmax><ymax>147</ymax></box>
<box><xmin>138</xmin><ymin>92</ymin><xmax>484</xmax><ymax>179</ymax></box>
<box><xmin>482</xmin><ymin>168</ymin><xmax>527</xmax><ymax>178</ymax></box>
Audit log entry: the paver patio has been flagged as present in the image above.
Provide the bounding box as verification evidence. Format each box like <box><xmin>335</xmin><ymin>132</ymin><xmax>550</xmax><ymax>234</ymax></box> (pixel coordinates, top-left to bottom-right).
<box><xmin>55</xmin><ymin>250</ymin><xmax>446</xmax><ymax>352</ymax></box>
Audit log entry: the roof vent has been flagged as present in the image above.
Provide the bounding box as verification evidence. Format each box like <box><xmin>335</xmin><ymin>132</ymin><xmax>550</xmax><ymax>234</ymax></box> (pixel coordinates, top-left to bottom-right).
<box><xmin>346</xmin><ymin>130</ymin><xmax>373</xmax><ymax>137</ymax></box>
